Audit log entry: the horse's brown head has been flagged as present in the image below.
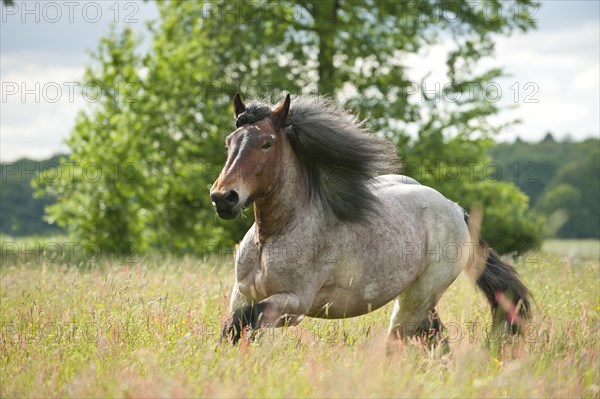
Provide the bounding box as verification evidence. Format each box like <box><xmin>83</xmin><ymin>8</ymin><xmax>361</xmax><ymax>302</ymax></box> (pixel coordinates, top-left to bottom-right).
<box><xmin>210</xmin><ymin>93</ymin><xmax>291</xmax><ymax>219</ymax></box>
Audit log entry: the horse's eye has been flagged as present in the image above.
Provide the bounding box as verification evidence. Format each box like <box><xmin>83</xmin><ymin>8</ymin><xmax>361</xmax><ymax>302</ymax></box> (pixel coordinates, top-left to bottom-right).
<box><xmin>262</xmin><ymin>142</ymin><xmax>272</xmax><ymax>150</ymax></box>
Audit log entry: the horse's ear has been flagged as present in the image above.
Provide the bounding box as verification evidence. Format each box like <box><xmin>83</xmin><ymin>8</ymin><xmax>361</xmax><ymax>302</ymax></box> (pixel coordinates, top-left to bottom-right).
<box><xmin>271</xmin><ymin>93</ymin><xmax>290</xmax><ymax>128</ymax></box>
<box><xmin>233</xmin><ymin>92</ymin><xmax>246</xmax><ymax>119</ymax></box>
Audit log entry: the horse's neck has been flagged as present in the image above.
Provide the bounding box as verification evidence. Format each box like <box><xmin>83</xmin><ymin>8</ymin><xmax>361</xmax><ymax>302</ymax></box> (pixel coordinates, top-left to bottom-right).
<box><xmin>253</xmin><ymin>147</ymin><xmax>315</xmax><ymax>243</ymax></box>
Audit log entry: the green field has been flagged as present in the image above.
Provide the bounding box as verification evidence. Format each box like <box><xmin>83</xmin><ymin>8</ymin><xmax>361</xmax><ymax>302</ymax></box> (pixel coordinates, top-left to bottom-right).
<box><xmin>542</xmin><ymin>239</ymin><xmax>600</xmax><ymax>261</ymax></box>
<box><xmin>1</xmin><ymin>241</ymin><xmax>599</xmax><ymax>398</ymax></box>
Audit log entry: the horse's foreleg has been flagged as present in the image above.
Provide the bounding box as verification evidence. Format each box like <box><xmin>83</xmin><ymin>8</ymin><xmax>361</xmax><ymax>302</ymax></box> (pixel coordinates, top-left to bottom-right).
<box><xmin>222</xmin><ymin>293</ymin><xmax>305</xmax><ymax>344</ymax></box>
<box><xmin>229</xmin><ymin>282</ymin><xmax>250</xmax><ymax>312</ymax></box>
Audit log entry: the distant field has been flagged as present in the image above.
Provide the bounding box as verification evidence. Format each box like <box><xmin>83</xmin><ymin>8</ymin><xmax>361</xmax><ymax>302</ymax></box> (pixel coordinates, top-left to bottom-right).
<box><xmin>542</xmin><ymin>239</ymin><xmax>600</xmax><ymax>261</ymax></box>
<box><xmin>1</xmin><ymin>239</ymin><xmax>598</xmax><ymax>397</ymax></box>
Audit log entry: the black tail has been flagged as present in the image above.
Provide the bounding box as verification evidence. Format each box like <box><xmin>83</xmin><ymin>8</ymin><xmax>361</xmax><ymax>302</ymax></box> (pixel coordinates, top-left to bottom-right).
<box><xmin>476</xmin><ymin>241</ymin><xmax>532</xmax><ymax>333</ymax></box>
<box><xmin>464</xmin><ymin>213</ymin><xmax>532</xmax><ymax>334</ymax></box>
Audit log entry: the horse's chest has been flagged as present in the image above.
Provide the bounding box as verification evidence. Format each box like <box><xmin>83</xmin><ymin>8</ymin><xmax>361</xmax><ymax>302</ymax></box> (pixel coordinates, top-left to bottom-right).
<box><xmin>236</xmin><ymin>242</ymin><xmax>315</xmax><ymax>301</ymax></box>
<box><xmin>237</xmin><ymin>261</ymin><xmax>281</xmax><ymax>302</ymax></box>
<box><xmin>234</xmin><ymin>243</ymin><xmax>273</xmax><ymax>300</ymax></box>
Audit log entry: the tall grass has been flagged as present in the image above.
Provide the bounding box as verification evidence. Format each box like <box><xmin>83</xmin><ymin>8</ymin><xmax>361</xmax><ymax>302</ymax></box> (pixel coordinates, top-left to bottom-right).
<box><xmin>1</xmin><ymin>242</ymin><xmax>598</xmax><ymax>397</ymax></box>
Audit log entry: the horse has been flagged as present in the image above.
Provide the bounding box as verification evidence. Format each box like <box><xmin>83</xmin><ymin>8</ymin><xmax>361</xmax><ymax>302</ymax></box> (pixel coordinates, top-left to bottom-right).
<box><xmin>210</xmin><ymin>93</ymin><xmax>532</xmax><ymax>347</ymax></box>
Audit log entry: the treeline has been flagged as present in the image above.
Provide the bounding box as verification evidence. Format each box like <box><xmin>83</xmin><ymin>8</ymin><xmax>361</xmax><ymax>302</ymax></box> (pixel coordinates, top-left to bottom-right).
<box><xmin>2</xmin><ymin>135</ymin><xmax>597</xmax><ymax>240</ymax></box>
<box><xmin>490</xmin><ymin>134</ymin><xmax>599</xmax><ymax>239</ymax></box>
<box><xmin>0</xmin><ymin>156</ymin><xmax>65</xmax><ymax>237</ymax></box>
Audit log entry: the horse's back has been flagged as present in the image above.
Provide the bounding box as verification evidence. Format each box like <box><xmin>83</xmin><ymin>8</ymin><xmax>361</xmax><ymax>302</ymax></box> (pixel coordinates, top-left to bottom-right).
<box><xmin>372</xmin><ymin>174</ymin><xmax>469</xmax><ymax>256</ymax></box>
<box><xmin>373</xmin><ymin>174</ymin><xmax>421</xmax><ymax>187</ymax></box>
<box><xmin>373</xmin><ymin>174</ymin><xmax>462</xmax><ymax>220</ymax></box>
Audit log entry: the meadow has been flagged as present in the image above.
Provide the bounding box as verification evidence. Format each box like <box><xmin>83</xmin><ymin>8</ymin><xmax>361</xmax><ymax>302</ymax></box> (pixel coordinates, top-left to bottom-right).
<box><xmin>1</xmin><ymin>239</ymin><xmax>598</xmax><ymax>398</ymax></box>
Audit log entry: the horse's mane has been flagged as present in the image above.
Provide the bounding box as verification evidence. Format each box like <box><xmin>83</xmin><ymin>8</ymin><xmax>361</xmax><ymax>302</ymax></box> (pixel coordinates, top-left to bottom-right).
<box><xmin>236</xmin><ymin>96</ymin><xmax>399</xmax><ymax>222</ymax></box>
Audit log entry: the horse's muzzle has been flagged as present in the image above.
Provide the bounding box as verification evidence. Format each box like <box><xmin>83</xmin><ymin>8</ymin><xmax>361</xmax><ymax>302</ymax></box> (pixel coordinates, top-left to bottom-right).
<box><xmin>210</xmin><ymin>189</ymin><xmax>242</xmax><ymax>219</ymax></box>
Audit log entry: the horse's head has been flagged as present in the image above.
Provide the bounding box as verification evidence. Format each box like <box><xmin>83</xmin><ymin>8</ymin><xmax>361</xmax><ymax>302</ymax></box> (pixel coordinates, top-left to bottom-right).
<box><xmin>210</xmin><ymin>93</ymin><xmax>291</xmax><ymax>219</ymax></box>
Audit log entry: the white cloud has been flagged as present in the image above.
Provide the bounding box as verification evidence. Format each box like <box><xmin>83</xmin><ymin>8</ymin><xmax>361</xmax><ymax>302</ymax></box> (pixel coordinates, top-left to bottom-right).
<box><xmin>572</xmin><ymin>65</ymin><xmax>600</xmax><ymax>93</ymax></box>
<box><xmin>492</xmin><ymin>21</ymin><xmax>600</xmax><ymax>141</ymax></box>
<box><xmin>1</xmin><ymin>52</ymin><xmax>87</xmax><ymax>161</ymax></box>
<box><xmin>402</xmin><ymin>20</ymin><xmax>599</xmax><ymax>142</ymax></box>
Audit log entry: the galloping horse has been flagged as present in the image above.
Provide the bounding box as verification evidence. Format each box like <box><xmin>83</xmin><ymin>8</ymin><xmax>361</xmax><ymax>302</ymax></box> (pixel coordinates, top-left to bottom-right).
<box><xmin>210</xmin><ymin>93</ymin><xmax>531</xmax><ymax>346</ymax></box>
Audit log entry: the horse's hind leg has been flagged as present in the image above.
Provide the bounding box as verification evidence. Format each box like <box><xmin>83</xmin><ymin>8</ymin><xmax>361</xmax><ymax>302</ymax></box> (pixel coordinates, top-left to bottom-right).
<box><xmin>414</xmin><ymin>308</ymin><xmax>444</xmax><ymax>341</ymax></box>
<box><xmin>387</xmin><ymin>294</ymin><xmax>446</xmax><ymax>349</ymax></box>
<box><xmin>387</xmin><ymin>260</ymin><xmax>462</xmax><ymax>350</ymax></box>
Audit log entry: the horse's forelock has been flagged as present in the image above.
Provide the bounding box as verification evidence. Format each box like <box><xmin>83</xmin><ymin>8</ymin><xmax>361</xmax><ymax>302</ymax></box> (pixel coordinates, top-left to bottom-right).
<box><xmin>235</xmin><ymin>102</ymin><xmax>272</xmax><ymax>128</ymax></box>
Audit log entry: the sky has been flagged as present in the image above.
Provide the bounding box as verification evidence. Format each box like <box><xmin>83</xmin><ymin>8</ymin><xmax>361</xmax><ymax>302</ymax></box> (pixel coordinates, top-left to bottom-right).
<box><xmin>1</xmin><ymin>0</ymin><xmax>599</xmax><ymax>162</ymax></box>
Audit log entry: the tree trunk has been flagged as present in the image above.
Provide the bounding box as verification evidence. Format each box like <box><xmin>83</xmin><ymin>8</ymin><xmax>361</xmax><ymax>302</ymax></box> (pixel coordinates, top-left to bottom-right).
<box><xmin>314</xmin><ymin>0</ymin><xmax>338</xmax><ymax>95</ymax></box>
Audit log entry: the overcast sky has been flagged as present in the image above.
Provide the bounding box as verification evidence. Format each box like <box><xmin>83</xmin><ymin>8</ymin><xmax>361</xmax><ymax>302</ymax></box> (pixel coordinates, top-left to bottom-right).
<box><xmin>1</xmin><ymin>0</ymin><xmax>599</xmax><ymax>162</ymax></box>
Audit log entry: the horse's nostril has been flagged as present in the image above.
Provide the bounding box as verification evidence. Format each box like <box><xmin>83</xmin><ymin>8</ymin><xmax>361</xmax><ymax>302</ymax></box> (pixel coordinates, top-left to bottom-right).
<box><xmin>223</xmin><ymin>190</ymin><xmax>239</xmax><ymax>205</ymax></box>
<box><xmin>210</xmin><ymin>192</ymin><xmax>222</xmax><ymax>204</ymax></box>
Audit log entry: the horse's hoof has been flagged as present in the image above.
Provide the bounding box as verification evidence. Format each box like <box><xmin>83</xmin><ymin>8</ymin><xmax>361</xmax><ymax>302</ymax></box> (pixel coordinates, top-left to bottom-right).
<box><xmin>221</xmin><ymin>320</ymin><xmax>242</xmax><ymax>344</ymax></box>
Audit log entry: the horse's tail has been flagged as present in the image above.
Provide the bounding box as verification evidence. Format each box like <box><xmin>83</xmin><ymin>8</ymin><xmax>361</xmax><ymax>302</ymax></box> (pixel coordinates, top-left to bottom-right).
<box><xmin>464</xmin><ymin>212</ymin><xmax>532</xmax><ymax>334</ymax></box>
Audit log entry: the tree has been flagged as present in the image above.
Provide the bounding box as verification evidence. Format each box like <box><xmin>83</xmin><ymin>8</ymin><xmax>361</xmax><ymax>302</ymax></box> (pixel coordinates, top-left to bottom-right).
<box><xmin>537</xmin><ymin>149</ymin><xmax>600</xmax><ymax>238</ymax></box>
<box><xmin>38</xmin><ymin>30</ymin><xmax>151</xmax><ymax>253</ymax></box>
<box><xmin>490</xmin><ymin>137</ymin><xmax>599</xmax><ymax>239</ymax></box>
<box><xmin>542</xmin><ymin>132</ymin><xmax>556</xmax><ymax>142</ymax></box>
<box><xmin>41</xmin><ymin>0</ymin><xmax>541</xmax><ymax>254</ymax></box>
<box><xmin>0</xmin><ymin>157</ymin><xmax>64</xmax><ymax>237</ymax></box>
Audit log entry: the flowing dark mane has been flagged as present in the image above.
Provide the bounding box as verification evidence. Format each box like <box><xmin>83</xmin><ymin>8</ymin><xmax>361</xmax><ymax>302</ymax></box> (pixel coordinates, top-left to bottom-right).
<box><xmin>236</xmin><ymin>96</ymin><xmax>398</xmax><ymax>221</ymax></box>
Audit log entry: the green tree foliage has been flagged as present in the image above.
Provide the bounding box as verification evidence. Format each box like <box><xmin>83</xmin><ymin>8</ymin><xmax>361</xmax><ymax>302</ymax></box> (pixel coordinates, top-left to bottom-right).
<box><xmin>39</xmin><ymin>28</ymin><xmax>243</xmax><ymax>254</ymax></box>
<box><xmin>489</xmin><ymin>134</ymin><xmax>592</xmax><ymax>206</ymax></box>
<box><xmin>491</xmin><ymin>137</ymin><xmax>599</xmax><ymax>239</ymax></box>
<box><xmin>537</xmin><ymin>150</ymin><xmax>600</xmax><ymax>238</ymax></box>
<box><xmin>1</xmin><ymin>157</ymin><xmax>64</xmax><ymax>236</ymax></box>
<box><xmin>39</xmin><ymin>31</ymin><xmax>150</xmax><ymax>253</ymax></box>
<box><xmin>40</xmin><ymin>0</ymin><xmax>542</xmax><ymax>254</ymax></box>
